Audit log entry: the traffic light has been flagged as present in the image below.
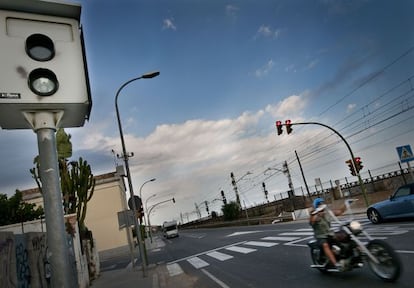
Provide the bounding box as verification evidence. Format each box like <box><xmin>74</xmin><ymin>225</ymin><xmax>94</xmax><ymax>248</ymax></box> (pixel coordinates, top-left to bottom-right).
<box><xmin>276</xmin><ymin>120</ymin><xmax>283</xmax><ymax>135</ymax></box>
<box><xmin>345</xmin><ymin>159</ymin><xmax>356</xmax><ymax>176</ymax></box>
<box><xmin>285</xmin><ymin>120</ymin><xmax>293</xmax><ymax>134</ymax></box>
<box><xmin>354</xmin><ymin>157</ymin><xmax>363</xmax><ymax>172</ymax></box>
<box><xmin>0</xmin><ymin>2</ymin><xmax>91</xmax><ymax>129</ymax></box>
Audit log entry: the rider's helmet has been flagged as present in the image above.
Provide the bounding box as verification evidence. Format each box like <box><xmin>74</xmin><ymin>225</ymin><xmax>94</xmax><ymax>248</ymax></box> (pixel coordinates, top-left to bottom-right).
<box><xmin>313</xmin><ymin>198</ymin><xmax>324</xmax><ymax>209</ymax></box>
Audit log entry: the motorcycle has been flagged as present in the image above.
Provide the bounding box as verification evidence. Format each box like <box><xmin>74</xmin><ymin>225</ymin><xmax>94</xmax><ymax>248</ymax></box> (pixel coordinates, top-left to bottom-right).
<box><xmin>307</xmin><ymin>199</ymin><xmax>402</xmax><ymax>282</ymax></box>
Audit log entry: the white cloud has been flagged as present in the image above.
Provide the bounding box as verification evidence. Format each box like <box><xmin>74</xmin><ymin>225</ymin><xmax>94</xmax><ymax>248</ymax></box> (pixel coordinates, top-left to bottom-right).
<box><xmin>265</xmin><ymin>94</ymin><xmax>308</xmax><ymax>118</ymax></box>
<box><xmin>255</xmin><ymin>59</ymin><xmax>274</xmax><ymax>78</ymax></box>
<box><xmin>163</xmin><ymin>18</ymin><xmax>177</xmax><ymax>30</ymax></box>
<box><xmin>255</xmin><ymin>25</ymin><xmax>281</xmax><ymax>39</ymax></box>
<box><xmin>285</xmin><ymin>64</ymin><xmax>297</xmax><ymax>73</ymax></box>
<box><xmin>304</xmin><ymin>59</ymin><xmax>319</xmax><ymax>70</ymax></box>
<box><xmin>347</xmin><ymin>103</ymin><xmax>356</xmax><ymax>113</ymax></box>
<box><xmin>225</xmin><ymin>4</ymin><xmax>239</xmax><ymax>17</ymax></box>
<box><xmin>60</xmin><ymin>95</ymin><xmax>310</xmax><ymax>224</ymax></box>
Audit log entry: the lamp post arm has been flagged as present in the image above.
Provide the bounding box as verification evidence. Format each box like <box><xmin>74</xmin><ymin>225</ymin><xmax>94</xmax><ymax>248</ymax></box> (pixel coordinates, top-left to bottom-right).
<box><xmin>148</xmin><ymin>198</ymin><xmax>175</xmax><ymax>218</ymax></box>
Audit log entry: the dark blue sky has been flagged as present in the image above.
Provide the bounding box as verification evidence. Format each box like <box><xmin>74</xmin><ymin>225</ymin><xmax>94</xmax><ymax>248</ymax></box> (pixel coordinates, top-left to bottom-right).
<box><xmin>1</xmin><ymin>0</ymin><xmax>413</xmax><ymax>224</ymax></box>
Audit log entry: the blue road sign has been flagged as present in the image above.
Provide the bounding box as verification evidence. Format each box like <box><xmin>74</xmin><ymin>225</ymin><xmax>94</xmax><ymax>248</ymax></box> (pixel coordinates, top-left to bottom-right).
<box><xmin>396</xmin><ymin>145</ymin><xmax>414</xmax><ymax>163</ymax></box>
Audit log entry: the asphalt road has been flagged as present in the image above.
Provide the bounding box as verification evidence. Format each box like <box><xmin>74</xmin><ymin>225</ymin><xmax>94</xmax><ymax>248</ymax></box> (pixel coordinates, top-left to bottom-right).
<box><xmin>160</xmin><ymin>217</ymin><xmax>413</xmax><ymax>288</ymax></box>
<box><xmin>101</xmin><ymin>216</ymin><xmax>414</xmax><ymax>287</ymax></box>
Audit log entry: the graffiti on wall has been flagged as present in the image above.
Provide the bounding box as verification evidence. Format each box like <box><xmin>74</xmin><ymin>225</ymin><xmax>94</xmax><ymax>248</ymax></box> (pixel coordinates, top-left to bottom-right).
<box><xmin>0</xmin><ymin>233</ymin><xmax>17</xmax><ymax>288</ymax></box>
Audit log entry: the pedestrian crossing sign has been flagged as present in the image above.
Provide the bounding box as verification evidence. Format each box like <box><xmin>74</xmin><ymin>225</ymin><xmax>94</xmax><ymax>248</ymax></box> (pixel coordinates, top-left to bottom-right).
<box><xmin>396</xmin><ymin>145</ymin><xmax>414</xmax><ymax>163</ymax></box>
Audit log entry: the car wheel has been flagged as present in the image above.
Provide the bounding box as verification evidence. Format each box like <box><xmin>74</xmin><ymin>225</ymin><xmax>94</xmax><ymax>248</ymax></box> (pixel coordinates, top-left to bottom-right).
<box><xmin>367</xmin><ymin>208</ymin><xmax>381</xmax><ymax>224</ymax></box>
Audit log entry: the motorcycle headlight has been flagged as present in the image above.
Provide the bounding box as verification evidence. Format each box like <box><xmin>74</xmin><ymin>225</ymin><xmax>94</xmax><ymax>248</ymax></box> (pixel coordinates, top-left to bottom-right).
<box><xmin>350</xmin><ymin>221</ymin><xmax>362</xmax><ymax>234</ymax></box>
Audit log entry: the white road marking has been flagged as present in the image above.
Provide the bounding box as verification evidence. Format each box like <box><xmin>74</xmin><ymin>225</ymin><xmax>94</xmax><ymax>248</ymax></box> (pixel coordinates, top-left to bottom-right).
<box><xmin>396</xmin><ymin>250</ymin><xmax>414</xmax><ymax>254</ymax></box>
<box><xmin>244</xmin><ymin>241</ymin><xmax>278</xmax><ymax>247</ymax></box>
<box><xmin>166</xmin><ymin>263</ymin><xmax>184</xmax><ymax>276</ymax></box>
<box><xmin>280</xmin><ymin>232</ymin><xmax>314</xmax><ymax>236</ymax></box>
<box><xmin>262</xmin><ymin>236</ymin><xmax>300</xmax><ymax>241</ymax></box>
<box><xmin>187</xmin><ymin>256</ymin><xmax>209</xmax><ymax>269</ymax></box>
<box><xmin>206</xmin><ymin>251</ymin><xmax>234</xmax><ymax>261</ymax></box>
<box><xmin>226</xmin><ymin>231</ymin><xmax>263</xmax><ymax>237</ymax></box>
<box><xmin>201</xmin><ymin>269</ymin><xmax>230</xmax><ymax>288</ymax></box>
<box><xmin>167</xmin><ymin>241</ymin><xmax>247</xmax><ymax>264</ymax></box>
<box><xmin>225</xmin><ymin>246</ymin><xmax>257</xmax><ymax>254</ymax></box>
<box><xmin>284</xmin><ymin>236</ymin><xmax>314</xmax><ymax>247</ymax></box>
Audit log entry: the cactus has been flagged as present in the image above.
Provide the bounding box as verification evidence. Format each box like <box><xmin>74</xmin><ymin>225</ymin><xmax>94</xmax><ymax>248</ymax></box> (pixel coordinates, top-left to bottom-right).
<box><xmin>70</xmin><ymin>157</ymin><xmax>95</xmax><ymax>232</ymax></box>
<box><xmin>30</xmin><ymin>128</ymin><xmax>95</xmax><ymax>233</ymax></box>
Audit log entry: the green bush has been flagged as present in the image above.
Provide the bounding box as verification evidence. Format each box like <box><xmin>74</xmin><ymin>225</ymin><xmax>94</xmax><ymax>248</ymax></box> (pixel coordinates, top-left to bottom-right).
<box><xmin>221</xmin><ymin>201</ymin><xmax>240</xmax><ymax>221</ymax></box>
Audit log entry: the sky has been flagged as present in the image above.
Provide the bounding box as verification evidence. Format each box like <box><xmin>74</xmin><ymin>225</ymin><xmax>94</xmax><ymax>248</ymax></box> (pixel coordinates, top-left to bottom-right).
<box><xmin>1</xmin><ymin>0</ymin><xmax>414</xmax><ymax>225</ymax></box>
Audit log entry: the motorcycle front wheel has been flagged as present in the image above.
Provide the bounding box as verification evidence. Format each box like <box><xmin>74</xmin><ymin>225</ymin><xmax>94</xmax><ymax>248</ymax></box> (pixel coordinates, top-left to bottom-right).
<box><xmin>366</xmin><ymin>239</ymin><xmax>401</xmax><ymax>282</ymax></box>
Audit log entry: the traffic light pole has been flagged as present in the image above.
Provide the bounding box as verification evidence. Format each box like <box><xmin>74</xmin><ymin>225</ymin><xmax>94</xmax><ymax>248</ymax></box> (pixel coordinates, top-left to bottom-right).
<box><xmin>292</xmin><ymin>121</ymin><xmax>369</xmax><ymax>207</ymax></box>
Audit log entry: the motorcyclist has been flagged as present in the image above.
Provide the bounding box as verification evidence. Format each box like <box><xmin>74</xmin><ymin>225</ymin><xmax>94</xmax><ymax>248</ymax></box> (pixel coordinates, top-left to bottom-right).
<box><xmin>309</xmin><ymin>197</ymin><xmax>346</xmax><ymax>271</ymax></box>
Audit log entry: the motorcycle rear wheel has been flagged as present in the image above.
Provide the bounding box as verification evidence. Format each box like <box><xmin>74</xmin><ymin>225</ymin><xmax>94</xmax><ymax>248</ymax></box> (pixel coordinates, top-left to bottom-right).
<box><xmin>310</xmin><ymin>247</ymin><xmax>329</xmax><ymax>273</ymax></box>
<box><xmin>366</xmin><ymin>239</ymin><xmax>401</xmax><ymax>282</ymax></box>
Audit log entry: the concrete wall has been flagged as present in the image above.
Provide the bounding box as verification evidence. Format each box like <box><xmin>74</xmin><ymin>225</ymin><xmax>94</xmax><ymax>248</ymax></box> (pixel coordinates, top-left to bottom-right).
<box><xmin>0</xmin><ymin>215</ymin><xmax>92</xmax><ymax>288</ymax></box>
<box><xmin>0</xmin><ymin>232</ymin><xmax>53</xmax><ymax>288</ymax></box>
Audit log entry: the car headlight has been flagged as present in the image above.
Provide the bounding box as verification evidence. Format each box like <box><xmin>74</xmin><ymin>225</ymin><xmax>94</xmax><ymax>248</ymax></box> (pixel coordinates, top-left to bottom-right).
<box><xmin>350</xmin><ymin>220</ymin><xmax>362</xmax><ymax>234</ymax></box>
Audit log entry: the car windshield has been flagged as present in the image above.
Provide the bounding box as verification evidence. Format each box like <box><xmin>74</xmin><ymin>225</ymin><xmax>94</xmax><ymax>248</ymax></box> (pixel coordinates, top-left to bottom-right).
<box><xmin>394</xmin><ymin>187</ymin><xmax>411</xmax><ymax>198</ymax></box>
<box><xmin>165</xmin><ymin>225</ymin><xmax>177</xmax><ymax>232</ymax></box>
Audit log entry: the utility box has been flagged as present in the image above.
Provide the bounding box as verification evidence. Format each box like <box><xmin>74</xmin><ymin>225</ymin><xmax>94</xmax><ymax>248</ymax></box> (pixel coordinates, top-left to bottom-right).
<box><xmin>0</xmin><ymin>0</ymin><xmax>91</xmax><ymax>129</ymax></box>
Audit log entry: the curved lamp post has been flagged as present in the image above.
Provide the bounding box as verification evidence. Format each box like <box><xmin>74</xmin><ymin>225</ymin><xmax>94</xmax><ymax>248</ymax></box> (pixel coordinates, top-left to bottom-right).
<box><xmin>147</xmin><ymin>198</ymin><xmax>175</xmax><ymax>242</ymax></box>
<box><xmin>115</xmin><ymin>71</ymin><xmax>159</xmax><ymax>276</ymax></box>
<box><xmin>144</xmin><ymin>193</ymin><xmax>157</xmax><ymax>242</ymax></box>
<box><xmin>139</xmin><ymin>177</ymin><xmax>156</xmax><ymax>226</ymax></box>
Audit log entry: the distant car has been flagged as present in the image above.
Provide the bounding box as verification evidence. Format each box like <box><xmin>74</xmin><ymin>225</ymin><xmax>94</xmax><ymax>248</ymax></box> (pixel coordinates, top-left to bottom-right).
<box><xmin>367</xmin><ymin>183</ymin><xmax>414</xmax><ymax>224</ymax></box>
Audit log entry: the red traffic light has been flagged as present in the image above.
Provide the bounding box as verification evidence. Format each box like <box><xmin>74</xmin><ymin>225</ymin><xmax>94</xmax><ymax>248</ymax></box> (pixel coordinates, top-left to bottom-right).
<box><xmin>285</xmin><ymin>119</ymin><xmax>292</xmax><ymax>134</ymax></box>
<box><xmin>345</xmin><ymin>159</ymin><xmax>356</xmax><ymax>176</ymax></box>
<box><xmin>276</xmin><ymin>120</ymin><xmax>283</xmax><ymax>135</ymax></box>
<box><xmin>354</xmin><ymin>157</ymin><xmax>363</xmax><ymax>172</ymax></box>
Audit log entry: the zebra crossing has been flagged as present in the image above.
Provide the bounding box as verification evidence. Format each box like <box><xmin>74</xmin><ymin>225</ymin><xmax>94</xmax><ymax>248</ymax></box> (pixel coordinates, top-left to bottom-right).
<box><xmin>166</xmin><ymin>230</ymin><xmax>322</xmax><ymax>276</ymax></box>
<box><xmin>165</xmin><ymin>217</ymin><xmax>407</xmax><ymax>277</ymax></box>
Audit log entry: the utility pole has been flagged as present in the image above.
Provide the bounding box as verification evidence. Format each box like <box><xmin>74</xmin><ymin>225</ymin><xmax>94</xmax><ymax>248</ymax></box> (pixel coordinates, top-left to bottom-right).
<box><xmin>295</xmin><ymin>150</ymin><xmax>311</xmax><ymax>199</ymax></box>
<box><xmin>283</xmin><ymin>161</ymin><xmax>295</xmax><ymax>211</ymax></box>
<box><xmin>230</xmin><ymin>172</ymin><xmax>241</xmax><ymax>208</ymax></box>
<box><xmin>262</xmin><ymin>182</ymin><xmax>269</xmax><ymax>203</ymax></box>
<box><xmin>195</xmin><ymin>203</ymin><xmax>201</xmax><ymax>218</ymax></box>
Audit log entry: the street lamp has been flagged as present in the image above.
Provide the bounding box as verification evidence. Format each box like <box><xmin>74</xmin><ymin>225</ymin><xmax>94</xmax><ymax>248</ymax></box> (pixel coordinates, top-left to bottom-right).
<box><xmin>236</xmin><ymin>171</ymin><xmax>253</xmax><ymax>183</ymax></box>
<box><xmin>147</xmin><ymin>198</ymin><xmax>176</xmax><ymax>242</ymax></box>
<box><xmin>115</xmin><ymin>71</ymin><xmax>159</xmax><ymax>276</ymax></box>
<box><xmin>144</xmin><ymin>193</ymin><xmax>156</xmax><ymax>240</ymax></box>
<box><xmin>140</xmin><ymin>177</ymin><xmax>156</xmax><ymax>226</ymax></box>
<box><xmin>145</xmin><ymin>193</ymin><xmax>157</xmax><ymax>217</ymax></box>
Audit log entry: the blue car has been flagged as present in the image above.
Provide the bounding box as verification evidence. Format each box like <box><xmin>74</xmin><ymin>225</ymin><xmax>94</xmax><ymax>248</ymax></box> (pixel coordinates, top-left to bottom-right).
<box><xmin>367</xmin><ymin>183</ymin><xmax>414</xmax><ymax>224</ymax></box>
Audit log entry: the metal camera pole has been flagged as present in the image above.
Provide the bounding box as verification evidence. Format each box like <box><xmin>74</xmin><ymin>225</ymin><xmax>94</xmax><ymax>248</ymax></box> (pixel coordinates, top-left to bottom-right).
<box><xmin>28</xmin><ymin>111</ymin><xmax>77</xmax><ymax>288</ymax></box>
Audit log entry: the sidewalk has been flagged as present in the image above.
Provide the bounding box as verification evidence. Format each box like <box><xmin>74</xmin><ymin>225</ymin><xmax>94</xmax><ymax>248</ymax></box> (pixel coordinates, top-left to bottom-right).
<box><xmin>91</xmin><ymin>236</ymin><xmax>197</xmax><ymax>288</ymax></box>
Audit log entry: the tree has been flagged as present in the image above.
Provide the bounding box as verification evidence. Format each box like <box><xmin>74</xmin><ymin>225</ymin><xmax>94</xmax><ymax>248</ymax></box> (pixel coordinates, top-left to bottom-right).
<box><xmin>0</xmin><ymin>190</ymin><xmax>44</xmax><ymax>226</ymax></box>
<box><xmin>221</xmin><ymin>201</ymin><xmax>240</xmax><ymax>221</ymax></box>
